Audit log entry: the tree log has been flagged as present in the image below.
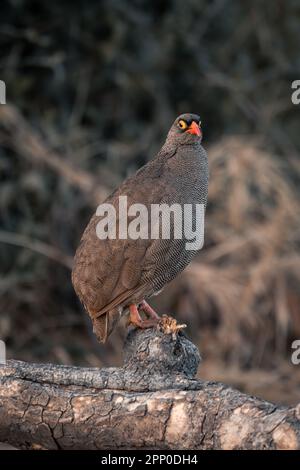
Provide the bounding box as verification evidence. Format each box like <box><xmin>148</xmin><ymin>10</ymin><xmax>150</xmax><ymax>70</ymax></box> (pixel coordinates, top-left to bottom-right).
<box><xmin>0</xmin><ymin>322</ymin><xmax>299</xmax><ymax>450</ymax></box>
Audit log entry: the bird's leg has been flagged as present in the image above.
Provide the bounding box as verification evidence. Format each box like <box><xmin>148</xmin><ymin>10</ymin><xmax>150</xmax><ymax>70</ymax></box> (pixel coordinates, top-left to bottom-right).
<box><xmin>139</xmin><ymin>300</ymin><xmax>160</xmax><ymax>320</ymax></box>
<box><xmin>129</xmin><ymin>304</ymin><xmax>159</xmax><ymax>329</ymax></box>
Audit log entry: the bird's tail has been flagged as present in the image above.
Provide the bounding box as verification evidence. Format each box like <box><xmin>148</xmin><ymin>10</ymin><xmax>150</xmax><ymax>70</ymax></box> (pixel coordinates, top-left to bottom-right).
<box><xmin>92</xmin><ymin>308</ymin><xmax>121</xmax><ymax>343</ymax></box>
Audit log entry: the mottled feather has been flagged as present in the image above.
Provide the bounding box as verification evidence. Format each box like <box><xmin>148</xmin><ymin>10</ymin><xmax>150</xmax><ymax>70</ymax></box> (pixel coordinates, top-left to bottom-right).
<box><xmin>72</xmin><ymin>114</ymin><xmax>209</xmax><ymax>342</ymax></box>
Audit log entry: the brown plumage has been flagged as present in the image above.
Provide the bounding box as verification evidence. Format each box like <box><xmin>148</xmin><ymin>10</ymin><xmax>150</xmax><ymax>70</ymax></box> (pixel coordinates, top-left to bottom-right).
<box><xmin>72</xmin><ymin>113</ymin><xmax>209</xmax><ymax>342</ymax></box>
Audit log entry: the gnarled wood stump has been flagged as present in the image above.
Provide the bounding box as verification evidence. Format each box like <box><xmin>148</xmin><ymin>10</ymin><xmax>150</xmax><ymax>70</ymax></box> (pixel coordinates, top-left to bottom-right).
<box><xmin>0</xmin><ymin>323</ymin><xmax>299</xmax><ymax>450</ymax></box>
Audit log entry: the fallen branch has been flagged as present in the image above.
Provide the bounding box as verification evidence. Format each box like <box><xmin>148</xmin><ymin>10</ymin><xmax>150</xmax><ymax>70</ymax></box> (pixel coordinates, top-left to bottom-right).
<box><xmin>0</xmin><ymin>325</ymin><xmax>299</xmax><ymax>450</ymax></box>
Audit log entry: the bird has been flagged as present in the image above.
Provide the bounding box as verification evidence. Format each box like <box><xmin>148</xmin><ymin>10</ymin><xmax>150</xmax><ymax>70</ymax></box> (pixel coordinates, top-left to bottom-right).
<box><xmin>72</xmin><ymin>113</ymin><xmax>209</xmax><ymax>343</ymax></box>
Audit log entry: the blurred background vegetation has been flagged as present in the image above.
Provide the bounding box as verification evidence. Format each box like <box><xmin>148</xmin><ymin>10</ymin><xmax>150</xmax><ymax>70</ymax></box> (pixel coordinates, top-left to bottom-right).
<box><xmin>0</xmin><ymin>0</ymin><xmax>300</xmax><ymax>405</ymax></box>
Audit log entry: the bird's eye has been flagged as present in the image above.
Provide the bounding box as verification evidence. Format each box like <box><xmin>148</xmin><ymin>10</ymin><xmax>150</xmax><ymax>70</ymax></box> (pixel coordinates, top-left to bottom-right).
<box><xmin>178</xmin><ymin>119</ymin><xmax>187</xmax><ymax>130</ymax></box>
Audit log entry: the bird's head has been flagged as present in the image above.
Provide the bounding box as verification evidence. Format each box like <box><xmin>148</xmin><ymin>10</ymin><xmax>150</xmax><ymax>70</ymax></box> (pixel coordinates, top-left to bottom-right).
<box><xmin>166</xmin><ymin>113</ymin><xmax>202</xmax><ymax>145</ymax></box>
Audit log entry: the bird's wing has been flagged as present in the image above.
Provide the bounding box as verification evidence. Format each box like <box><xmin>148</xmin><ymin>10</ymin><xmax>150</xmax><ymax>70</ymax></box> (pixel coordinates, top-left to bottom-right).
<box><xmin>72</xmin><ymin>148</ymin><xmax>177</xmax><ymax>318</ymax></box>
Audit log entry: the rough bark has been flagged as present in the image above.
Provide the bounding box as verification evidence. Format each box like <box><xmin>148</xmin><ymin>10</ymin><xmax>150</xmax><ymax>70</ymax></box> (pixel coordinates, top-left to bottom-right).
<box><xmin>0</xmin><ymin>325</ymin><xmax>299</xmax><ymax>450</ymax></box>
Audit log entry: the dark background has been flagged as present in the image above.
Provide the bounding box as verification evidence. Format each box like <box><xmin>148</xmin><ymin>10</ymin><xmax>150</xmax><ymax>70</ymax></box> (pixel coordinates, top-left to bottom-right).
<box><xmin>0</xmin><ymin>0</ymin><xmax>300</xmax><ymax>405</ymax></box>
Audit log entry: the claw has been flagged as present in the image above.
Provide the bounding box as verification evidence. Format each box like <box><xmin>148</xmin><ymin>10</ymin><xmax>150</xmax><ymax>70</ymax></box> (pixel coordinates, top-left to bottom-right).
<box><xmin>139</xmin><ymin>300</ymin><xmax>160</xmax><ymax>320</ymax></box>
<box><xmin>129</xmin><ymin>304</ymin><xmax>159</xmax><ymax>329</ymax></box>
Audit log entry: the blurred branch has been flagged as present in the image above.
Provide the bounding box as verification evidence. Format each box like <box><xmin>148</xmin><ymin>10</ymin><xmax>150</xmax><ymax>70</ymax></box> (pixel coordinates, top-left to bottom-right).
<box><xmin>0</xmin><ymin>105</ymin><xmax>108</xmax><ymax>204</ymax></box>
<box><xmin>0</xmin><ymin>230</ymin><xmax>73</xmax><ymax>269</ymax></box>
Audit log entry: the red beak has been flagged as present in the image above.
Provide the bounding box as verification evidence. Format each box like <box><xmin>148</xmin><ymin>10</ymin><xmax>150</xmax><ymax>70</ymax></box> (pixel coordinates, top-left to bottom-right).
<box><xmin>186</xmin><ymin>121</ymin><xmax>201</xmax><ymax>136</ymax></box>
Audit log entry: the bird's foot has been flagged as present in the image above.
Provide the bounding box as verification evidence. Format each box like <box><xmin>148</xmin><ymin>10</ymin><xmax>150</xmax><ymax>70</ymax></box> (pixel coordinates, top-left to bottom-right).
<box><xmin>139</xmin><ymin>300</ymin><xmax>160</xmax><ymax>320</ymax></box>
<box><xmin>157</xmin><ymin>314</ymin><xmax>186</xmax><ymax>339</ymax></box>
<box><xmin>128</xmin><ymin>306</ymin><xmax>185</xmax><ymax>339</ymax></box>
<box><xmin>129</xmin><ymin>304</ymin><xmax>159</xmax><ymax>329</ymax></box>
